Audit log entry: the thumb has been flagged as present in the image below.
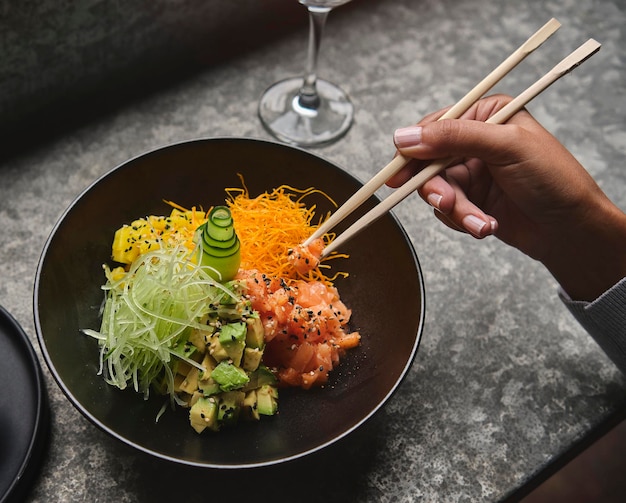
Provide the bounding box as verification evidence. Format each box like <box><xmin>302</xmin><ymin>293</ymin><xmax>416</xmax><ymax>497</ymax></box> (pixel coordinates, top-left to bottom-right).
<box><xmin>394</xmin><ymin>117</ymin><xmax>532</xmax><ymax>165</ymax></box>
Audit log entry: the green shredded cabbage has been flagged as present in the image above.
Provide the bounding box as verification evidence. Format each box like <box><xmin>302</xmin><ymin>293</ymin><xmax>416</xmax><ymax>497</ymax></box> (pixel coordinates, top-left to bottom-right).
<box><xmin>83</xmin><ymin>245</ymin><xmax>250</xmax><ymax>406</ymax></box>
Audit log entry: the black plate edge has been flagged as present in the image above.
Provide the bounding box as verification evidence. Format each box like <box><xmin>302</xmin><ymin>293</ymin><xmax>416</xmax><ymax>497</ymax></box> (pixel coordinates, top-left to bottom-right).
<box><xmin>0</xmin><ymin>305</ymin><xmax>50</xmax><ymax>503</ymax></box>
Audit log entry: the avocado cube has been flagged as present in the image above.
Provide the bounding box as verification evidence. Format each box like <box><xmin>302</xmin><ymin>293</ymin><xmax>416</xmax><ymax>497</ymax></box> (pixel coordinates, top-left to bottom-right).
<box><xmin>178</xmin><ymin>366</ymin><xmax>201</xmax><ymax>394</ymax></box>
<box><xmin>173</xmin><ymin>373</ymin><xmax>186</xmax><ymax>393</ymax></box>
<box><xmin>198</xmin><ymin>363</ymin><xmax>221</xmax><ymax>397</ymax></box>
<box><xmin>245</xmin><ymin>316</ymin><xmax>265</xmax><ymax>349</ymax></box>
<box><xmin>256</xmin><ymin>384</ymin><xmax>278</xmax><ymax>416</ymax></box>
<box><xmin>214</xmin><ymin>289</ymin><xmax>249</xmax><ymax>321</ymax></box>
<box><xmin>208</xmin><ymin>333</ymin><xmax>229</xmax><ymax>362</ymax></box>
<box><xmin>218</xmin><ymin>322</ymin><xmax>247</xmax><ymax>366</ymax></box>
<box><xmin>242</xmin><ymin>347</ymin><xmax>263</xmax><ymax>372</ymax></box>
<box><xmin>199</xmin><ymin>379</ymin><xmax>221</xmax><ymax>397</ymax></box>
<box><xmin>188</xmin><ymin>328</ymin><xmax>211</xmax><ymax>353</ymax></box>
<box><xmin>217</xmin><ymin>391</ymin><xmax>245</xmax><ymax>426</ymax></box>
<box><xmin>256</xmin><ymin>365</ymin><xmax>278</xmax><ymax>386</ymax></box>
<box><xmin>189</xmin><ymin>397</ymin><xmax>219</xmax><ymax>433</ymax></box>
<box><xmin>242</xmin><ymin>390</ymin><xmax>260</xmax><ymax>421</ymax></box>
<box><xmin>219</xmin><ymin>321</ymin><xmax>246</xmax><ymax>344</ymax></box>
<box><xmin>198</xmin><ymin>353</ymin><xmax>218</xmax><ymax>380</ymax></box>
<box><xmin>173</xmin><ymin>340</ymin><xmax>199</xmax><ymax>360</ymax></box>
<box><xmin>189</xmin><ymin>391</ymin><xmax>203</xmax><ymax>407</ymax></box>
<box><xmin>214</xmin><ymin>286</ymin><xmax>238</xmax><ymax>306</ymax></box>
<box><xmin>174</xmin><ymin>360</ymin><xmax>192</xmax><ymax>378</ymax></box>
<box><xmin>211</xmin><ymin>361</ymin><xmax>250</xmax><ymax>391</ymax></box>
<box><xmin>242</xmin><ymin>365</ymin><xmax>277</xmax><ymax>392</ymax></box>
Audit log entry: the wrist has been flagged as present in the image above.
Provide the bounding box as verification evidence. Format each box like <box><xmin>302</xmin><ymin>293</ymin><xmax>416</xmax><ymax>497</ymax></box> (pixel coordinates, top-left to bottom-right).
<box><xmin>542</xmin><ymin>198</ymin><xmax>626</xmax><ymax>302</ymax></box>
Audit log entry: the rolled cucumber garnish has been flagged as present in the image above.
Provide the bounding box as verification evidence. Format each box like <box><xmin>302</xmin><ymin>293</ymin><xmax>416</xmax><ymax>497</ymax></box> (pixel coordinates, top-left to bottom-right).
<box><xmin>198</xmin><ymin>206</ymin><xmax>241</xmax><ymax>282</ymax></box>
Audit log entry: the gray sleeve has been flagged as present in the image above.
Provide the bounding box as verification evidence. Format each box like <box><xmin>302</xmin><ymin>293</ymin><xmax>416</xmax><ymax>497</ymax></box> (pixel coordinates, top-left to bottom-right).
<box><xmin>559</xmin><ymin>278</ymin><xmax>626</xmax><ymax>375</ymax></box>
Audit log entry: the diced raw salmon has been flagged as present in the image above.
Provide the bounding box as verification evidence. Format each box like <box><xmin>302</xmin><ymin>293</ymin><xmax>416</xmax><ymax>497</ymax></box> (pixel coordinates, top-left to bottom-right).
<box><xmin>236</xmin><ymin>269</ymin><xmax>360</xmax><ymax>389</ymax></box>
<box><xmin>287</xmin><ymin>238</ymin><xmax>325</xmax><ymax>275</ymax></box>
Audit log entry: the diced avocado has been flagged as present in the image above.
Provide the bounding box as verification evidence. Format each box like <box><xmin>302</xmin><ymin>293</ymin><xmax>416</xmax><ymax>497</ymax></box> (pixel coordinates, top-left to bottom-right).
<box><xmin>198</xmin><ymin>352</ymin><xmax>220</xmax><ymax>395</ymax></box>
<box><xmin>188</xmin><ymin>328</ymin><xmax>211</xmax><ymax>353</ymax></box>
<box><xmin>245</xmin><ymin>315</ymin><xmax>265</xmax><ymax>349</ymax></box>
<box><xmin>216</xmin><ymin>303</ymin><xmax>244</xmax><ymax>321</ymax></box>
<box><xmin>178</xmin><ymin>366</ymin><xmax>200</xmax><ymax>394</ymax></box>
<box><xmin>256</xmin><ymin>365</ymin><xmax>278</xmax><ymax>386</ymax></box>
<box><xmin>219</xmin><ymin>321</ymin><xmax>246</xmax><ymax>344</ymax></box>
<box><xmin>256</xmin><ymin>384</ymin><xmax>278</xmax><ymax>416</ymax></box>
<box><xmin>242</xmin><ymin>365</ymin><xmax>277</xmax><ymax>391</ymax></box>
<box><xmin>217</xmin><ymin>391</ymin><xmax>245</xmax><ymax>425</ymax></box>
<box><xmin>242</xmin><ymin>346</ymin><xmax>263</xmax><ymax>372</ymax></box>
<box><xmin>218</xmin><ymin>322</ymin><xmax>246</xmax><ymax>366</ymax></box>
<box><xmin>189</xmin><ymin>397</ymin><xmax>219</xmax><ymax>433</ymax></box>
<box><xmin>213</xmin><ymin>285</ymin><xmax>252</xmax><ymax>321</ymax></box>
<box><xmin>174</xmin><ymin>360</ymin><xmax>192</xmax><ymax>377</ymax></box>
<box><xmin>242</xmin><ymin>390</ymin><xmax>260</xmax><ymax>421</ymax></box>
<box><xmin>208</xmin><ymin>333</ymin><xmax>229</xmax><ymax>362</ymax></box>
<box><xmin>173</xmin><ymin>373</ymin><xmax>186</xmax><ymax>393</ymax></box>
<box><xmin>189</xmin><ymin>391</ymin><xmax>203</xmax><ymax>408</ymax></box>
<box><xmin>198</xmin><ymin>378</ymin><xmax>221</xmax><ymax>397</ymax></box>
<box><xmin>211</xmin><ymin>361</ymin><xmax>250</xmax><ymax>391</ymax></box>
<box><xmin>198</xmin><ymin>353</ymin><xmax>218</xmax><ymax>380</ymax></box>
<box><xmin>173</xmin><ymin>340</ymin><xmax>199</xmax><ymax>361</ymax></box>
<box><xmin>214</xmin><ymin>285</ymin><xmax>238</xmax><ymax>306</ymax></box>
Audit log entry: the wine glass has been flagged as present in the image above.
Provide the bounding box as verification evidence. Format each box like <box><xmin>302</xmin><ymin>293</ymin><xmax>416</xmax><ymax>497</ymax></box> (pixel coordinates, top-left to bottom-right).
<box><xmin>258</xmin><ymin>0</ymin><xmax>354</xmax><ymax>147</ymax></box>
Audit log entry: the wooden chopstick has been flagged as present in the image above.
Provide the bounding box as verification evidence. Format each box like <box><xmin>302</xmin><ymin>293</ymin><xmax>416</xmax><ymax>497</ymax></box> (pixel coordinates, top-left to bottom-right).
<box><xmin>303</xmin><ymin>18</ymin><xmax>561</xmax><ymax>247</ymax></box>
<box><xmin>321</xmin><ymin>38</ymin><xmax>601</xmax><ymax>258</ymax></box>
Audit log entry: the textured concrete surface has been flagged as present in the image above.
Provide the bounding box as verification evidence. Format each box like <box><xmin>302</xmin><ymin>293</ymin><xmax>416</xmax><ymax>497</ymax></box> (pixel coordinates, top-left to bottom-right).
<box><xmin>1</xmin><ymin>0</ymin><xmax>626</xmax><ymax>501</ymax></box>
<box><xmin>0</xmin><ymin>0</ymin><xmax>302</xmax><ymax>137</ymax></box>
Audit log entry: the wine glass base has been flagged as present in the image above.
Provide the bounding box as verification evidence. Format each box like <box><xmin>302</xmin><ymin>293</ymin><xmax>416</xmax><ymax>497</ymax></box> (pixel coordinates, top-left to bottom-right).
<box><xmin>258</xmin><ymin>77</ymin><xmax>354</xmax><ymax>147</ymax></box>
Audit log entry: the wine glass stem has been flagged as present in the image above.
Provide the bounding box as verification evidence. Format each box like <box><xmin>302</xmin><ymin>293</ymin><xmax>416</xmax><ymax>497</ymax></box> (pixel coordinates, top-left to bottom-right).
<box><xmin>298</xmin><ymin>7</ymin><xmax>331</xmax><ymax>109</ymax></box>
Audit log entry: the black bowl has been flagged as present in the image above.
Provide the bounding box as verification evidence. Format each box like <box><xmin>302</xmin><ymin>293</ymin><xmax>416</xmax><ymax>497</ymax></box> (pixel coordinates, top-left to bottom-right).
<box><xmin>34</xmin><ymin>137</ymin><xmax>425</xmax><ymax>468</ymax></box>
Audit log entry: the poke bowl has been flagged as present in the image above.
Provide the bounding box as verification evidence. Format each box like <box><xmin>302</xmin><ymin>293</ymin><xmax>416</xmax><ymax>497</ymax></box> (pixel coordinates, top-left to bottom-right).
<box><xmin>34</xmin><ymin>137</ymin><xmax>425</xmax><ymax>468</ymax></box>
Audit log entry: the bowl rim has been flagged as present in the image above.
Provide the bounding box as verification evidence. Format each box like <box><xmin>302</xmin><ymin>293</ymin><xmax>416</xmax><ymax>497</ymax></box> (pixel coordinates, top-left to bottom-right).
<box><xmin>33</xmin><ymin>136</ymin><xmax>426</xmax><ymax>468</ymax></box>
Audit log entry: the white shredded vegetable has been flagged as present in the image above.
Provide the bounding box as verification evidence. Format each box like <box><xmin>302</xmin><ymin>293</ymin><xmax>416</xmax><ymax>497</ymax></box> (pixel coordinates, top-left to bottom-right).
<box><xmin>82</xmin><ymin>245</ymin><xmax>249</xmax><ymax>406</ymax></box>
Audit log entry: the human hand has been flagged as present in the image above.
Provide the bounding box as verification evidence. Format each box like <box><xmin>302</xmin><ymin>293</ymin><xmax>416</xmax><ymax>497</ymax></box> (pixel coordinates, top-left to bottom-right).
<box><xmin>389</xmin><ymin>94</ymin><xmax>626</xmax><ymax>301</ymax></box>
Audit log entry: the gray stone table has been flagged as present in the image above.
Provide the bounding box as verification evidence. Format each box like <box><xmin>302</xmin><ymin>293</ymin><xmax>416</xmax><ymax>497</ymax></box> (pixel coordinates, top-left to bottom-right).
<box><xmin>2</xmin><ymin>0</ymin><xmax>626</xmax><ymax>501</ymax></box>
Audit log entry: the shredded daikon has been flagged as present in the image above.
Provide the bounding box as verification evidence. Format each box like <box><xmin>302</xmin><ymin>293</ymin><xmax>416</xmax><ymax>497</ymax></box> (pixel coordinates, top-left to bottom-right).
<box><xmin>83</xmin><ymin>245</ymin><xmax>251</xmax><ymax>406</ymax></box>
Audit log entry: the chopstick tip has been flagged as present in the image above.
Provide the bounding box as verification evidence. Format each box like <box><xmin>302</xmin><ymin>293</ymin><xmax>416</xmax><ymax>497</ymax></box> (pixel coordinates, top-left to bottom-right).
<box><xmin>523</xmin><ymin>17</ymin><xmax>561</xmax><ymax>52</ymax></box>
<box><xmin>544</xmin><ymin>17</ymin><xmax>562</xmax><ymax>31</ymax></box>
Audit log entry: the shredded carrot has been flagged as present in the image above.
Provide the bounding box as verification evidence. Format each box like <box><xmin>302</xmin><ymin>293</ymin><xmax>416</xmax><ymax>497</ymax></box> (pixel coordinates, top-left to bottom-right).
<box><xmin>225</xmin><ymin>175</ymin><xmax>348</xmax><ymax>284</ymax></box>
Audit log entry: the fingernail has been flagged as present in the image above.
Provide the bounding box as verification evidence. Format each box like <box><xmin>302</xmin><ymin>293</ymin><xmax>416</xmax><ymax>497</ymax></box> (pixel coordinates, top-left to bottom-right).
<box><xmin>394</xmin><ymin>126</ymin><xmax>422</xmax><ymax>148</ymax></box>
<box><xmin>427</xmin><ymin>193</ymin><xmax>443</xmax><ymax>210</ymax></box>
<box><xmin>463</xmin><ymin>214</ymin><xmax>487</xmax><ymax>237</ymax></box>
